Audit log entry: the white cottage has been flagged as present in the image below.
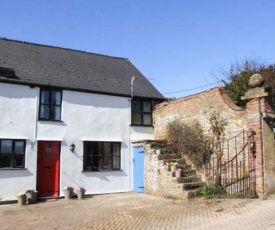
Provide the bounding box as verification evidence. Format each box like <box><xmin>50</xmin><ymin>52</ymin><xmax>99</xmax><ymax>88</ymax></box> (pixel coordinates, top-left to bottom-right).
<box><xmin>0</xmin><ymin>38</ymin><xmax>164</xmax><ymax>201</ymax></box>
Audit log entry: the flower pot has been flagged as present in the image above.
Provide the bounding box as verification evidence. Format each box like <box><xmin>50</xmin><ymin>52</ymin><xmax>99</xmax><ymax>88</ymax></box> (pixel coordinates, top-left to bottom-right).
<box><xmin>26</xmin><ymin>192</ymin><xmax>37</xmax><ymax>204</ymax></box>
<box><xmin>171</xmin><ymin>164</ymin><xmax>176</xmax><ymax>171</ymax></box>
<box><xmin>175</xmin><ymin>169</ymin><xmax>182</xmax><ymax>178</ymax></box>
<box><xmin>17</xmin><ymin>195</ymin><xmax>27</xmax><ymax>206</ymax></box>
<box><xmin>156</xmin><ymin>149</ymin><xmax>161</xmax><ymax>155</ymax></box>
<box><xmin>63</xmin><ymin>189</ymin><xmax>73</xmax><ymax>199</ymax></box>
<box><xmin>77</xmin><ymin>190</ymin><xmax>85</xmax><ymax>199</ymax></box>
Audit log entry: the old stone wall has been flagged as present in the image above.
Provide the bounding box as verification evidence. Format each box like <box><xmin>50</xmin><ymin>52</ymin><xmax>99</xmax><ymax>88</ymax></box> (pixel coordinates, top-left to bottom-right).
<box><xmin>153</xmin><ymin>87</ymin><xmax>247</xmax><ymax>142</ymax></box>
<box><xmin>144</xmin><ymin>142</ymin><xmax>186</xmax><ymax>199</ymax></box>
<box><xmin>134</xmin><ymin>77</ymin><xmax>274</xmax><ymax>199</ymax></box>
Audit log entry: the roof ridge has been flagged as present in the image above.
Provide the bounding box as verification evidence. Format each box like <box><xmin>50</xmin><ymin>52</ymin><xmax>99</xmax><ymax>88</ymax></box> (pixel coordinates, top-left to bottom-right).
<box><xmin>0</xmin><ymin>37</ymin><xmax>127</xmax><ymax>60</ymax></box>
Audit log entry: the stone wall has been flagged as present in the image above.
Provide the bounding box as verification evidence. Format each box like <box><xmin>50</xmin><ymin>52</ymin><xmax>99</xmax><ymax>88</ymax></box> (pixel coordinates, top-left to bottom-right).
<box><xmin>153</xmin><ymin>87</ymin><xmax>246</xmax><ymax>141</ymax></box>
<box><xmin>150</xmin><ymin>83</ymin><xmax>275</xmax><ymax>197</ymax></box>
<box><xmin>143</xmin><ymin>142</ymin><xmax>189</xmax><ymax>199</ymax></box>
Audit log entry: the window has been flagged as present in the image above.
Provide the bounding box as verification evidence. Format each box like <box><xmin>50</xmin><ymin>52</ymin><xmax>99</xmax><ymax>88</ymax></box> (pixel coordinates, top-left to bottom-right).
<box><xmin>39</xmin><ymin>88</ymin><xmax>62</xmax><ymax>121</ymax></box>
<box><xmin>0</xmin><ymin>139</ymin><xmax>26</xmax><ymax>168</ymax></box>
<box><xmin>131</xmin><ymin>98</ymin><xmax>153</xmax><ymax>126</ymax></box>
<box><xmin>83</xmin><ymin>142</ymin><xmax>121</xmax><ymax>171</ymax></box>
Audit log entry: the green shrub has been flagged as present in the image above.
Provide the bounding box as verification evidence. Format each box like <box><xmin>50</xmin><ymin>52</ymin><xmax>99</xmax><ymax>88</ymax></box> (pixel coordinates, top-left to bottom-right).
<box><xmin>200</xmin><ymin>186</ymin><xmax>226</xmax><ymax>196</ymax></box>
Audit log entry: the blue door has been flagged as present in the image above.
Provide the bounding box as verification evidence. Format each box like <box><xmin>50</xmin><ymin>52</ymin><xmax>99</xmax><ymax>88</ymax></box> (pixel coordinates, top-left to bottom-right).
<box><xmin>133</xmin><ymin>146</ymin><xmax>144</xmax><ymax>193</ymax></box>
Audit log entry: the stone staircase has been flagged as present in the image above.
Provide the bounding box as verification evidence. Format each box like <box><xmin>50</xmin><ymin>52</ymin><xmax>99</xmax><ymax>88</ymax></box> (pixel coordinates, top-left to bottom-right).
<box><xmin>156</xmin><ymin>145</ymin><xmax>205</xmax><ymax>199</ymax></box>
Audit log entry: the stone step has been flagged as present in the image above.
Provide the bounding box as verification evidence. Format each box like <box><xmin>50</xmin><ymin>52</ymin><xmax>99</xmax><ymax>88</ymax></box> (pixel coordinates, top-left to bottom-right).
<box><xmin>177</xmin><ymin>175</ymin><xmax>201</xmax><ymax>183</ymax></box>
<box><xmin>182</xmin><ymin>169</ymin><xmax>197</xmax><ymax>176</ymax></box>
<box><xmin>162</xmin><ymin>159</ymin><xmax>186</xmax><ymax>166</ymax></box>
<box><xmin>182</xmin><ymin>189</ymin><xmax>202</xmax><ymax>199</ymax></box>
<box><xmin>158</xmin><ymin>153</ymin><xmax>182</xmax><ymax>160</ymax></box>
<box><xmin>178</xmin><ymin>164</ymin><xmax>192</xmax><ymax>170</ymax></box>
<box><xmin>182</xmin><ymin>182</ymin><xmax>205</xmax><ymax>190</ymax></box>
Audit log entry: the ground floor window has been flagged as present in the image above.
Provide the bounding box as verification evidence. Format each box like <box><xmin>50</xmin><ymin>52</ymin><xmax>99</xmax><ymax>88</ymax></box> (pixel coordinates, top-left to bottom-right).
<box><xmin>83</xmin><ymin>141</ymin><xmax>121</xmax><ymax>171</ymax></box>
<box><xmin>0</xmin><ymin>139</ymin><xmax>26</xmax><ymax>168</ymax></box>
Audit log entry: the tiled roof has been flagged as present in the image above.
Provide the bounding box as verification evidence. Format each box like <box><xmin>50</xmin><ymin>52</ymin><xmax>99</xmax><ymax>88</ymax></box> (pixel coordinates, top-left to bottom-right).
<box><xmin>0</xmin><ymin>38</ymin><xmax>164</xmax><ymax>99</ymax></box>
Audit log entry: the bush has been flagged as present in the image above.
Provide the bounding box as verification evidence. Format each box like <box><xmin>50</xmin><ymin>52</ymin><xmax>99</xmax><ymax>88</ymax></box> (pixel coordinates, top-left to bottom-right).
<box><xmin>167</xmin><ymin>119</ymin><xmax>211</xmax><ymax>168</ymax></box>
<box><xmin>200</xmin><ymin>186</ymin><xmax>226</xmax><ymax>196</ymax></box>
<box><xmin>221</xmin><ymin>59</ymin><xmax>275</xmax><ymax>108</ymax></box>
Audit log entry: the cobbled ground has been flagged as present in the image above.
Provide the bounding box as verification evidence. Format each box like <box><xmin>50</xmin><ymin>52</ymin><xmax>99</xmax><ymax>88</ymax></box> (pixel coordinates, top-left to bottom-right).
<box><xmin>1</xmin><ymin>192</ymin><xmax>275</xmax><ymax>230</ymax></box>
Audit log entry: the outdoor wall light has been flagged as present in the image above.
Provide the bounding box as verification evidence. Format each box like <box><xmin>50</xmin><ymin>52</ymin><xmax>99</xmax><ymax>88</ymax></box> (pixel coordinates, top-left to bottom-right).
<box><xmin>70</xmin><ymin>143</ymin><xmax>76</xmax><ymax>152</ymax></box>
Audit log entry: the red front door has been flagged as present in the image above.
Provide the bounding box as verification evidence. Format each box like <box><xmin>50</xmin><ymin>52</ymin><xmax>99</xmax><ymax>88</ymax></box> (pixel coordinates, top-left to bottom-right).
<box><xmin>37</xmin><ymin>141</ymin><xmax>60</xmax><ymax>197</ymax></box>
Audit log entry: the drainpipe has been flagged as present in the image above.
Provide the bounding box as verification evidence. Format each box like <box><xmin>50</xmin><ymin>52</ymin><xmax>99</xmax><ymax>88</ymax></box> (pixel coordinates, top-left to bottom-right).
<box><xmin>128</xmin><ymin>76</ymin><xmax>137</xmax><ymax>190</ymax></box>
<box><xmin>32</xmin><ymin>87</ymin><xmax>39</xmax><ymax>149</ymax></box>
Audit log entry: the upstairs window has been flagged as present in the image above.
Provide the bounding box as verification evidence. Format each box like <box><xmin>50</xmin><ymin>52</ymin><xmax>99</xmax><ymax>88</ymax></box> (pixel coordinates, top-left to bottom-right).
<box><xmin>0</xmin><ymin>139</ymin><xmax>26</xmax><ymax>168</ymax></box>
<box><xmin>83</xmin><ymin>142</ymin><xmax>121</xmax><ymax>171</ymax></box>
<box><xmin>132</xmin><ymin>98</ymin><xmax>153</xmax><ymax>126</ymax></box>
<box><xmin>39</xmin><ymin>88</ymin><xmax>62</xmax><ymax>121</ymax></box>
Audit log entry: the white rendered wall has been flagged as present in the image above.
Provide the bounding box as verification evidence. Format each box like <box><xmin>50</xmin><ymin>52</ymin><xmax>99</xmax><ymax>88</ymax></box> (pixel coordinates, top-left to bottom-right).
<box><xmin>0</xmin><ymin>83</ymin><xmax>38</xmax><ymax>201</ymax></box>
<box><xmin>0</xmin><ymin>83</ymin><xmax>155</xmax><ymax>200</ymax></box>
<box><xmin>45</xmin><ymin>90</ymin><xmax>132</xmax><ymax>195</ymax></box>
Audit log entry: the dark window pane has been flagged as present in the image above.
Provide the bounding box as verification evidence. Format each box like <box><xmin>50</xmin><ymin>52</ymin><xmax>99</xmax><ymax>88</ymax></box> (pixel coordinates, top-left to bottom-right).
<box><xmin>1</xmin><ymin>140</ymin><xmax>12</xmax><ymax>154</ymax></box>
<box><xmin>103</xmin><ymin>156</ymin><xmax>111</xmax><ymax>170</ymax></box>
<box><xmin>131</xmin><ymin>99</ymin><xmax>153</xmax><ymax>126</ymax></box>
<box><xmin>51</xmin><ymin>91</ymin><xmax>62</xmax><ymax>105</ymax></box>
<box><xmin>113</xmin><ymin>143</ymin><xmax>120</xmax><ymax>156</ymax></box>
<box><xmin>84</xmin><ymin>141</ymin><xmax>121</xmax><ymax>171</ymax></box>
<box><xmin>40</xmin><ymin>105</ymin><xmax>49</xmax><ymax>119</ymax></box>
<box><xmin>143</xmin><ymin>101</ymin><xmax>151</xmax><ymax>112</ymax></box>
<box><xmin>53</xmin><ymin>106</ymin><xmax>61</xmax><ymax>120</ymax></box>
<box><xmin>0</xmin><ymin>155</ymin><xmax>12</xmax><ymax>167</ymax></box>
<box><xmin>143</xmin><ymin>114</ymin><xmax>152</xmax><ymax>125</ymax></box>
<box><xmin>15</xmin><ymin>141</ymin><xmax>24</xmax><ymax>154</ymax></box>
<box><xmin>93</xmin><ymin>156</ymin><xmax>102</xmax><ymax>170</ymax></box>
<box><xmin>113</xmin><ymin>157</ymin><xmax>120</xmax><ymax>169</ymax></box>
<box><xmin>132</xmin><ymin>113</ymin><xmax>142</xmax><ymax>124</ymax></box>
<box><xmin>97</xmin><ymin>143</ymin><xmax>102</xmax><ymax>156</ymax></box>
<box><xmin>84</xmin><ymin>156</ymin><xmax>92</xmax><ymax>171</ymax></box>
<box><xmin>0</xmin><ymin>139</ymin><xmax>26</xmax><ymax>168</ymax></box>
<box><xmin>14</xmin><ymin>154</ymin><xmax>24</xmax><ymax>167</ymax></box>
<box><xmin>40</xmin><ymin>89</ymin><xmax>62</xmax><ymax>120</ymax></box>
<box><xmin>132</xmin><ymin>100</ymin><xmax>141</xmax><ymax>112</ymax></box>
<box><xmin>41</xmin><ymin>90</ymin><xmax>50</xmax><ymax>104</ymax></box>
<box><xmin>103</xmin><ymin>143</ymin><xmax>111</xmax><ymax>156</ymax></box>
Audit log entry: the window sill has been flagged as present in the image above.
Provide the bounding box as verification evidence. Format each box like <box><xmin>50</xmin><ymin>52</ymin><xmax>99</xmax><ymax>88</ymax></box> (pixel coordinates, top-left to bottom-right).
<box><xmin>0</xmin><ymin>168</ymin><xmax>27</xmax><ymax>170</ymax></box>
<box><xmin>82</xmin><ymin>169</ymin><xmax>122</xmax><ymax>173</ymax></box>
<box><xmin>38</xmin><ymin>119</ymin><xmax>64</xmax><ymax>123</ymax></box>
<box><xmin>130</xmin><ymin>124</ymin><xmax>153</xmax><ymax>127</ymax></box>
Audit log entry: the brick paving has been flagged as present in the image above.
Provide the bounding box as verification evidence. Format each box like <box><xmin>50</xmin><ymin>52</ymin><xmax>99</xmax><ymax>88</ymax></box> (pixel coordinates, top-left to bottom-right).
<box><xmin>1</xmin><ymin>192</ymin><xmax>275</xmax><ymax>230</ymax></box>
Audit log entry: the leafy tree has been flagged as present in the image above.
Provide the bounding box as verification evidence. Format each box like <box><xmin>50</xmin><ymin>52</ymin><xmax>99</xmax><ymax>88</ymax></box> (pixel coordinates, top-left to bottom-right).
<box><xmin>221</xmin><ymin>59</ymin><xmax>275</xmax><ymax>108</ymax></box>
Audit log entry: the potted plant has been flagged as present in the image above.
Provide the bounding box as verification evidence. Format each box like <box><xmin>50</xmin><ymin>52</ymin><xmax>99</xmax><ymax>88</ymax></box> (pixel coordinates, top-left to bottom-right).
<box><xmin>25</xmin><ymin>189</ymin><xmax>38</xmax><ymax>204</ymax></box>
<box><xmin>17</xmin><ymin>193</ymin><xmax>27</xmax><ymax>206</ymax></box>
<box><xmin>171</xmin><ymin>162</ymin><xmax>178</xmax><ymax>171</ymax></box>
<box><xmin>76</xmin><ymin>187</ymin><xmax>86</xmax><ymax>199</ymax></box>
<box><xmin>164</xmin><ymin>159</ymin><xmax>170</xmax><ymax>167</ymax></box>
<box><xmin>63</xmin><ymin>186</ymin><xmax>74</xmax><ymax>199</ymax></box>
<box><xmin>175</xmin><ymin>168</ymin><xmax>182</xmax><ymax>178</ymax></box>
<box><xmin>155</xmin><ymin>146</ymin><xmax>161</xmax><ymax>155</ymax></box>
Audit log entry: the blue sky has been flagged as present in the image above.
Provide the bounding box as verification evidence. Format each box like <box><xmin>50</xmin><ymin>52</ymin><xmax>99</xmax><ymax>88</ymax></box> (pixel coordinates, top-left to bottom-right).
<box><xmin>1</xmin><ymin>0</ymin><xmax>275</xmax><ymax>98</ymax></box>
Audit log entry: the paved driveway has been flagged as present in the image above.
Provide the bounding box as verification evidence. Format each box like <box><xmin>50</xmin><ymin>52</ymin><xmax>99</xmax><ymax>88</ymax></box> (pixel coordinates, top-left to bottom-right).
<box><xmin>1</xmin><ymin>192</ymin><xmax>275</xmax><ymax>230</ymax></box>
